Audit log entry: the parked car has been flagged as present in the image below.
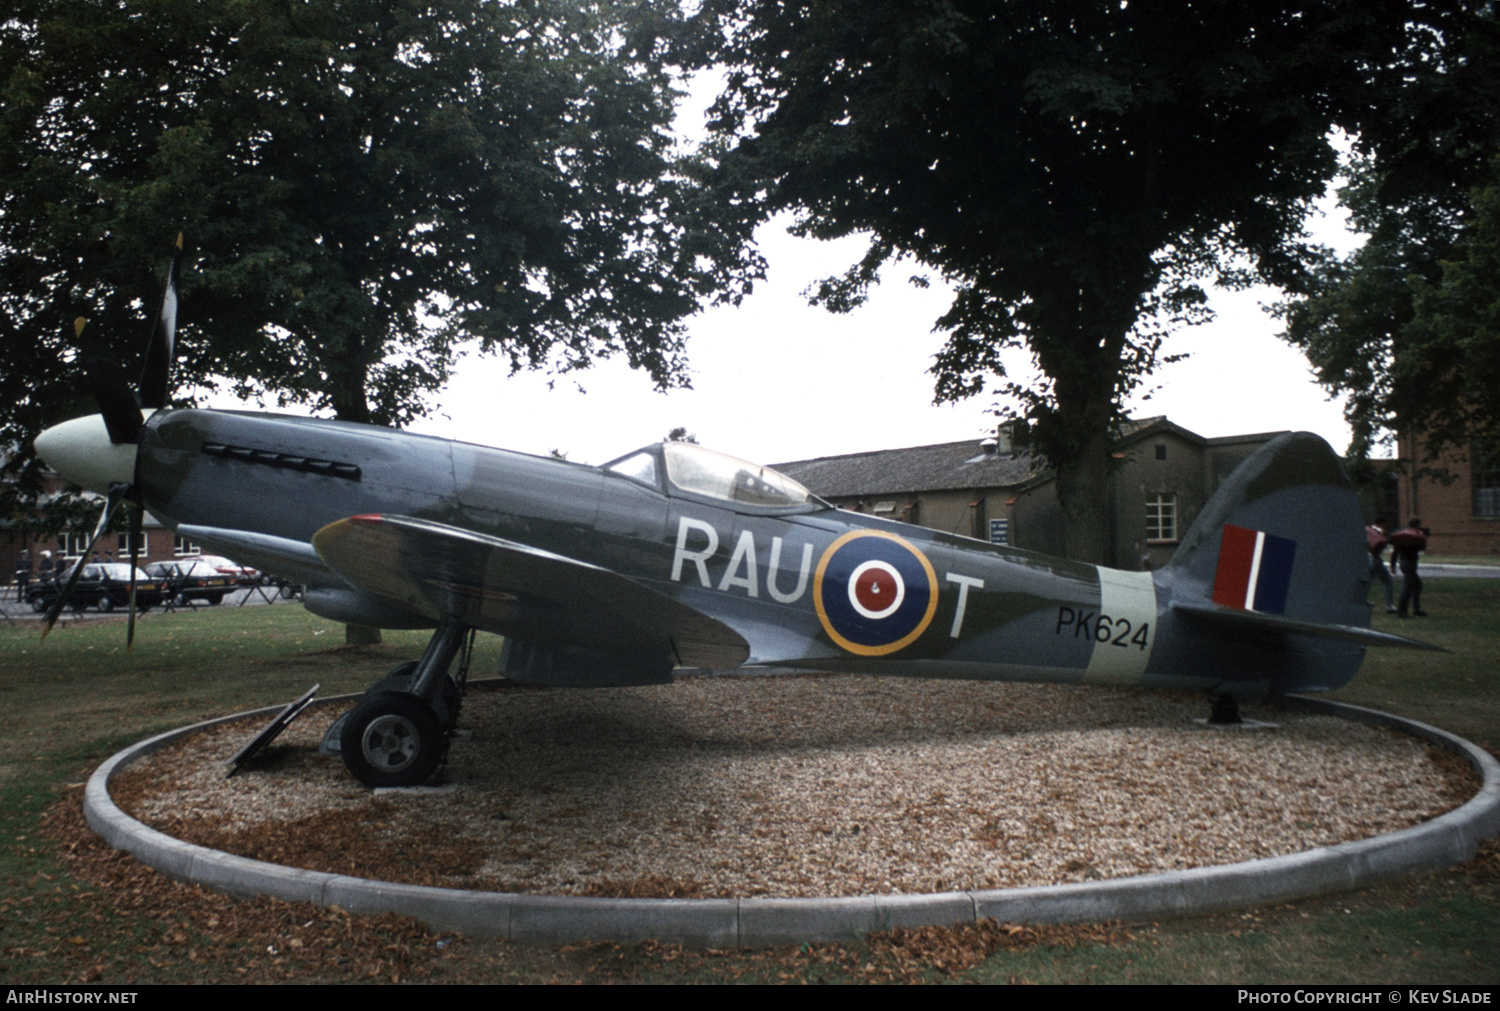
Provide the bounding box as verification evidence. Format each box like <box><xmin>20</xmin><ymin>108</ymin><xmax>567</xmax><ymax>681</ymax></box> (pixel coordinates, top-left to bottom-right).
<box><xmin>193</xmin><ymin>554</ymin><xmax>262</xmax><ymax>586</ymax></box>
<box><xmin>26</xmin><ymin>563</ymin><xmax>165</xmax><ymax>613</ymax></box>
<box><xmin>143</xmin><ymin>559</ymin><xmax>236</xmax><ymax>604</ymax></box>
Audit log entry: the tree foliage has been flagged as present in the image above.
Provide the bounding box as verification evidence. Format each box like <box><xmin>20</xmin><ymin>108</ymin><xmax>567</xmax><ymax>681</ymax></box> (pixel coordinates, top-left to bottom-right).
<box><xmin>0</xmin><ymin>0</ymin><xmax>758</xmax><ymax>505</ymax></box>
<box><xmin>1282</xmin><ymin>155</ymin><xmax>1500</xmax><ymax>465</ymax></box>
<box><xmin>700</xmin><ymin>0</ymin><xmax>1493</xmax><ymax>561</ymax></box>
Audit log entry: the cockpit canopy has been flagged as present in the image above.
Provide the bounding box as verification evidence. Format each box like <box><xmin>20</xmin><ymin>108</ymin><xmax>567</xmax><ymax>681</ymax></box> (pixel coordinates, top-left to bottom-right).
<box><xmin>605</xmin><ymin>442</ymin><xmax>819</xmax><ymax>509</ymax></box>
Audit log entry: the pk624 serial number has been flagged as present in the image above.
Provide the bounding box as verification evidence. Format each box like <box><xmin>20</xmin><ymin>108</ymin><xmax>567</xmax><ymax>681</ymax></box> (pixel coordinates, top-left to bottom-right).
<box><xmin>1056</xmin><ymin>606</ymin><xmax>1150</xmax><ymax>650</ymax></box>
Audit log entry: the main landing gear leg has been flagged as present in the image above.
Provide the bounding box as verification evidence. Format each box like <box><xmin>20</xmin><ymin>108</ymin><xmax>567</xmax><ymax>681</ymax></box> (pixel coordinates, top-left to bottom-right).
<box><xmin>339</xmin><ymin>618</ymin><xmax>472</xmax><ymax>788</ymax></box>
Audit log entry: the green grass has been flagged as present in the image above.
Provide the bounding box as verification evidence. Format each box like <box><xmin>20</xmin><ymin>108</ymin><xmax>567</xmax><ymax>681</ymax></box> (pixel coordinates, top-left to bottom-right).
<box><xmin>1330</xmin><ymin>580</ymin><xmax>1500</xmax><ymax>748</ymax></box>
<box><xmin>0</xmin><ymin>588</ymin><xmax>1496</xmax><ymax>984</ymax></box>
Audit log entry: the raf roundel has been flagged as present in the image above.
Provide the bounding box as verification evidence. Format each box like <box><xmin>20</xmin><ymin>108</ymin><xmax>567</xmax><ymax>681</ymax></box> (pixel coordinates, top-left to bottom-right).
<box><xmin>814</xmin><ymin>530</ymin><xmax>939</xmax><ymax>655</ymax></box>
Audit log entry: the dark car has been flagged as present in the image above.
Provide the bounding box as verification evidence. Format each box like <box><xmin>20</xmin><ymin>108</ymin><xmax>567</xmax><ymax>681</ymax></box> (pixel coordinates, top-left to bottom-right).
<box><xmin>144</xmin><ymin>558</ymin><xmax>237</xmax><ymax>604</ymax></box>
<box><xmin>26</xmin><ymin>563</ymin><xmax>165</xmax><ymax>613</ymax></box>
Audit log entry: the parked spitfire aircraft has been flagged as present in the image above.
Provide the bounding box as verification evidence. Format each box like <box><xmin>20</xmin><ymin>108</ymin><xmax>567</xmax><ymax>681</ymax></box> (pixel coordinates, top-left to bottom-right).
<box><xmin>34</xmin><ymin>245</ymin><xmax>1433</xmax><ymax>786</ymax></box>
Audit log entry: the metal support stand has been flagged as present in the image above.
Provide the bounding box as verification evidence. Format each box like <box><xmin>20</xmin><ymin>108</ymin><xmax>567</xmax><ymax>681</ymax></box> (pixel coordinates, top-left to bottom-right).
<box><xmin>238</xmin><ymin>580</ymin><xmax>279</xmax><ymax>606</ymax></box>
<box><xmin>1209</xmin><ymin>694</ymin><xmax>1242</xmax><ymax>725</ymax></box>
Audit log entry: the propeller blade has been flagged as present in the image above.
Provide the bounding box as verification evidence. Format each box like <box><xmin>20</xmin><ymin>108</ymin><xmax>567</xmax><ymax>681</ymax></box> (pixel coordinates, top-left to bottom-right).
<box><xmin>41</xmin><ymin>482</ymin><xmax>130</xmax><ymax>639</ymax></box>
<box><xmin>83</xmin><ymin>357</ymin><xmax>144</xmax><ymax>445</ymax></box>
<box><xmin>126</xmin><ymin>505</ymin><xmax>142</xmax><ymax>650</ymax></box>
<box><xmin>138</xmin><ymin>233</ymin><xmax>182</xmax><ymax>411</ymax></box>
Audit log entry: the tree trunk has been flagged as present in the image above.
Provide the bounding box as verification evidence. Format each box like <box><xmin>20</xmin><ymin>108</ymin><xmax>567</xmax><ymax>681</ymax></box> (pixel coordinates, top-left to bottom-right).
<box><xmin>1053</xmin><ymin>425</ymin><xmax>1112</xmax><ymax>565</ymax></box>
<box><xmin>329</xmin><ymin>355</ymin><xmax>371</xmax><ymax>425</ymax></box>
<box><xmin>326</xmin><ymin>335</ymin><xmax>376</xmax><ymax>645</ymax></box>
<box><xmin>1041</xmin><ymin>308</ymin><xmax>1130</xmax><ymax>567</ymax></box>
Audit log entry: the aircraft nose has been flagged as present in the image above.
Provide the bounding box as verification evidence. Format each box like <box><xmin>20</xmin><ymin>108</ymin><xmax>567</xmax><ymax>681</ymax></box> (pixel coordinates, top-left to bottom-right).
<box><xmin>34</xmin><ymin>414</ymin><xmax>139</xmax><ymax>494</ymax></box>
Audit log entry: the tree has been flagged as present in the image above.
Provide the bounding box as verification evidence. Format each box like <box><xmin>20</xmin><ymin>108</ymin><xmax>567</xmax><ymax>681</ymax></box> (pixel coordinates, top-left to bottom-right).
<box><xmin>700</xmin><ymin>0</ymin><xmax>1491</xmax><ymax>561</ymax></box>
<box><xmin>0</xmin><ymin>0</ymin><xmax>758</xmax><ymax>501</ymax></box>
<box><xmin>1282</xmin><ymin>157</ymin><xmax>1500</xmax><ymax>466</ymax></box>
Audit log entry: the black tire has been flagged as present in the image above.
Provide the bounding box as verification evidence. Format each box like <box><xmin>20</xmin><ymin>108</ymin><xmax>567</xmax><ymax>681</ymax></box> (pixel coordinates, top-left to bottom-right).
<box><xmin>30</xmin><ymin>597</ymin><xmax>46</xmax><ymax>613</ymax></box>
<box><xmin>339</xmin><ymin>692</ymin><xmax>444</xmax><ymax>788</ymax></box>
<box><xmin>98</xmin><ymin>595</ymin><xmax>115</xmax><ymax>612</ymax></box>
<box><xmin>207</xmin><ymin>592</ymin><xmax>224</xmax><ymax>605</ymax></box>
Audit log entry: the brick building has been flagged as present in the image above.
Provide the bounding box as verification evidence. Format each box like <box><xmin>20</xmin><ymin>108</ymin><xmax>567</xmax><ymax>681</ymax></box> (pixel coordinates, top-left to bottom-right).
<box><xmin>4</xmin><ymin>472</ymin><xmax>208</xmax><ymax>597</ymax></box>
<box><xmin>1385</xmin><ymin>436</ymin><xmax>1500</xmax><ymax>556</ymax></box>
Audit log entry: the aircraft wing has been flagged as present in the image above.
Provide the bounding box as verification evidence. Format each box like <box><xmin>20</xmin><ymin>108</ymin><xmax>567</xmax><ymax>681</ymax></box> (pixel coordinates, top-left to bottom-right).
<box><xmin>175</xmin><ymin>523</ymin><xmax>333</xmax><ymax>585</ymax></box>
<box><xmin>311</xmin><ymin>513</ymin><xmax>750</xmax><ymax>669</ymax></box>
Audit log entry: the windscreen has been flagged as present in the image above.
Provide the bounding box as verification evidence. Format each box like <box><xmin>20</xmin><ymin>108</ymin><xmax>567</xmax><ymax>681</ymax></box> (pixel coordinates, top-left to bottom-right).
<box><xmin>662</xmin><ymin>442</ymin><xmax>814</xmax><ymax>508</ymax></box>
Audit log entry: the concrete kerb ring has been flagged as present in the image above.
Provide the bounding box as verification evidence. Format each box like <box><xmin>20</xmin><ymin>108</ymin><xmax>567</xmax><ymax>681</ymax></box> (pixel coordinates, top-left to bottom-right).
<box><xmin>83</xmin><ymin>692</ymin><xmax>1500</xmax><ymax>947</ymax></box>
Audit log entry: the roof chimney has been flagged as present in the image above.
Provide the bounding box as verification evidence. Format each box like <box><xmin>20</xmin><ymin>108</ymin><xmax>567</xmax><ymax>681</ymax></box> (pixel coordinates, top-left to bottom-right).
<box><xmin>990</xmin><ymin>420</ymin><xmax>1031</xmax><ymax>455</ymax></box>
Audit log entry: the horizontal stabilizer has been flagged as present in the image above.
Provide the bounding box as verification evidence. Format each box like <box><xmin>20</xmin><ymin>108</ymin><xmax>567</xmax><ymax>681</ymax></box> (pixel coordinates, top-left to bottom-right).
<box><xmin>1172</xmin><ymin>601</ymin><xmax>1445</xmax><ymax>652</ymax></box>
<box><xmin>312</xmin><ymin>514</ymin><xmax>750</xmax><ymax>669</ymax></box>
<box><xmin>176</xmin><ymin>524</ymin><xmax>331</xmax><ymax>585</ymax></box>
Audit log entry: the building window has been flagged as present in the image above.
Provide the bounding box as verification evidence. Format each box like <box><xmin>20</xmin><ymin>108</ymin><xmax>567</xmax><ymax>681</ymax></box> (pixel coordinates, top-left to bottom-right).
<box><xmin>1146</xmin><ymin>493</ymin><xmax>1178</xmax><ymax>542</ymax></box>
<box><xmin>58</xmin><ymin>533</ymin><xmax>91</xmax><ymax>558</ymax></box>
<box><xmin>1475</xmin><ymin>443</ymin><xmax>1500</xmax><ymax>519</ymax></box>
<box><xmin>117</xmin><ymin>532</ymin><xmax>147</xmax><ymax>556</ymax></box>
<box><xmin>174</xmin><ymin>536</ymin><xmax>201</xmax><ymax>557</ymax></box>
<box><xmin>1155</xmin><ymin>444</ymin><xmax>1167</xmax><ymax>461</ymax></box>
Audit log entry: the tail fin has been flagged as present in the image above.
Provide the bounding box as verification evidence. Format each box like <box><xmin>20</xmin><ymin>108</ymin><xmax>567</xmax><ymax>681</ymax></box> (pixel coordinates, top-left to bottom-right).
<box><xmin>1169</xmin><ymin>431</ymin><xmax>1365</xmax><ymax>620</ymax></box>
<box><xmin>1162</xmin><ymin>432</ymin><xmax>1435</xmax><ymax>694</ymax></box>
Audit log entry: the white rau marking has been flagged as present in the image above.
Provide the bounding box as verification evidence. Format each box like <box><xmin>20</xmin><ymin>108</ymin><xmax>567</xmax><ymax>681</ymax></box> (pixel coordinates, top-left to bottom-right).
<box><xmin>672</xmin><ymin>518</ymin><xmax>815</xmax><ymax>603</ymax></box>
<box><xmin>767</xmin><ymin>537</ymin><xmax>813</xmax><ymax>603</ymax></box>
<box><xmin>719</xmin><ymin>529</ymin><xmax>759</xmax><ymax>596</ymax></box>
<box><xmin>671</xmin><ymin>516</ymin><xmax>719</xmax><ymax>587</ymax></box>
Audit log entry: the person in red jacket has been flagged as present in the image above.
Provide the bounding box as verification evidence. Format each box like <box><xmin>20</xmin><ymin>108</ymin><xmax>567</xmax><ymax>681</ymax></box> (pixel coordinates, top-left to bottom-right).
<box><xmin>1366</xmin><ymin>517</ymin><xmax>1397</xmax><ymax>613</ymax></box>
<box><xmin>1388</xmin><ymin>517</ymin><xmax>1429</xmax><ymax>617</ymax></box>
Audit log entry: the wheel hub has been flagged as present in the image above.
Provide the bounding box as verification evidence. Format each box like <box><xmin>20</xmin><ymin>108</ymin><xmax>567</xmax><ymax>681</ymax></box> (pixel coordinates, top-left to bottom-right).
<box><xmin>361</xmin><ymin>714</ymin><xmax>420</xmax><ymax>772</ymax></box>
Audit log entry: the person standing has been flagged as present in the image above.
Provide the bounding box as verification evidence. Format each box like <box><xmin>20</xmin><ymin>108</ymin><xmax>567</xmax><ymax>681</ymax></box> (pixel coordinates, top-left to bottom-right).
<box><xmin>12</xmin><ymin>550</ymin><xmax>31</xmax><ymax>603</ymax></box>
<box><xmin>1389</xmin><ymin>517</ymin><xmax>1429</xmax><ymax>617</ymax></box>
<box><xmin>1366</xmin><ymin>518</ymin><xmax>1396</xmax><ymax>614</ymax></box>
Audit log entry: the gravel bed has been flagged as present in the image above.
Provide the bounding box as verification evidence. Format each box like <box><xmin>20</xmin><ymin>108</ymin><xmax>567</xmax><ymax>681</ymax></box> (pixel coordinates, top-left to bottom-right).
<box><xmin>111</xmin><ymin>675</ymin><xmax>1472</xmax><ymax>900</ymax></box>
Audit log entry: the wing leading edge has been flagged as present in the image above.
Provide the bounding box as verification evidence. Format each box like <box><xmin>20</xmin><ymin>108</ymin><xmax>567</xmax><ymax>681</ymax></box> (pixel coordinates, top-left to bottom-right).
<box><xmin>311</xmin><ymin>514</ymin><xmax>750</xmax><ymax>670</ymax></box>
